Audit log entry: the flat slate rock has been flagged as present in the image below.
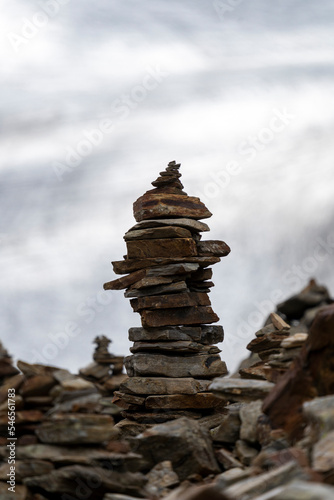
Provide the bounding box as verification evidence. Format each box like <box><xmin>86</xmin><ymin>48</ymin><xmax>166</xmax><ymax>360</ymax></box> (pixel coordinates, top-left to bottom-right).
<box><xmin>120</xmin><ymin>377</ymin><xmax>211</xmax><ymax>396</ymax></box>
<box><xmin>133</xmin><ymin>192</ymin><xmax>212</xmax><ymax>221</ymax></box>
<box><xmin>124</xmin><ymin>226</ymin><xmax>192</xmax><ymax>240</ymax></box>
<box><xmin>125</xmin><ymin>353</ymin><xmax>227</xmax><ymax>379</ymax></box>
<box><xmin>112</xmin><ymin>256</ymin><xmax>220</xmax><ymax>274</ymax></box>
<box><xmin>129</xmin><ymin>275</ymin><xmax>175</xmax><ymax>289</ymax></box>
<box><xmin>255</xmin><ymin>479</ymin><xmax>334</xmax><ymax>500</ymax></box>
<box><xmin>128</xmin><ymin>325</ymin><xmax>224</xmax><ymax>344</ymax></box>
<box><xmin>103</xmin><ymin>269</ymin><xmax>147</xmax><ymax>291</ymax></box>
<box><xmin>210</xmin><ymin>378</ymin><xmax>274</xmax><ymax>402</ymax></box>
<box><xmin>128</xmin><ymin>217</ymin><xmax>210</xmax><ymax>233</ymax></box>
<box><xmin>145</xmin><ymin>393</ymin><xmax>224</xmax><ymax>410</ymax></box>
<box><xmin>130</xmin><ymin>341</ymin><xmax>221</xmax><ymax>354</ymax></box>
<box><xmin>126</xmin><ymin>238</ymin><xmax>197</xmax><ymax>259</ymax></box>
<box><xmin>124</xmin><ymin>281</ymin><xmax>188</xmax><ymax>298</ymax></box>
<box><xmin>35</xmin><ymin>413</ymin><xmax>117</xmax><ymax>444</ymax></box>
<box><xmin>140</xmin><ymin>306</ymin><xmax>219</xmax><ymax>328</ymax></box>
<box><xmin>130</xmin><ymin>292</ymin><xmax>210</xmax><ymax>311</ymax></box>
<box><xmin>197</xmin><ymin>240</ymin><xmax>231</xmax><ymax>257</ymax></box>
<box><xmin>146</xmin><ymin>262</ymin><xmax>200</xmax><ymax>276</ymax></box>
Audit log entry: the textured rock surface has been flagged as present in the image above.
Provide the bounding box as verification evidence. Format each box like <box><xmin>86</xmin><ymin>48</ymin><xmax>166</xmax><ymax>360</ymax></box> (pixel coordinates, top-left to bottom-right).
<box><xmin>263</xmin><ymin>304</ymin><xmax>334</xmax><ymax>439</ymax></box>
<box><xmin>125</xmin><ymin>353</ymin><xmax>227</xmax><ymax>378</ymax></box>
<box><xmin>131</xmin><ymin>417</ymin><xmax>219</xmax><ymax>481</ymax></box>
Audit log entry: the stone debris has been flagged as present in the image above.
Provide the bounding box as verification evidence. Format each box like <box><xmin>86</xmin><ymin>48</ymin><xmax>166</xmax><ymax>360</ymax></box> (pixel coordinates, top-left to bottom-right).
<box><xmin>104</xmin><ymin>161</ymin><xmax>230</xmax><ymax>422</ymax></box>
<box><xmin>239</xmin><ymin>279</ymin><xmax>333</xmax><ymax>384</ymax></box>
<box><xmin>0</xmin><ymin>340</ymin><xmax>150</xmax><ymax>499</ymax></box>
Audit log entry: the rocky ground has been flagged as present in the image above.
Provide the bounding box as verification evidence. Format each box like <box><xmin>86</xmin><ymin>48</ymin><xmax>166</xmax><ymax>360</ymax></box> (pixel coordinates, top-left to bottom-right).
<box><xmin>1</xmin><ymin>279</ymin><xmax>334</xmax><ymax>500</ymax></box>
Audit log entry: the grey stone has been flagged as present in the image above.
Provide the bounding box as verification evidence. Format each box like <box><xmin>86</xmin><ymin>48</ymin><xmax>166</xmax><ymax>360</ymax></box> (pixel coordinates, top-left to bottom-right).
<box><xmin>144</xmin><ymin>460</ymin><xmax>179</xmax><ymax>497</ymax></box>
<box><xmin>240</xmin><ymin>400</ymin><xmax>263</xmax><ymax>443</ymax></box>
<box><xmin>128</xmin><ymin>217</ymin><xmax>210</xmax><ymax>233</ymax></box>
<box><xmin>210</xmin><ymin>403</ymin><xmax>242</xmax><ymax>443</ymax></box>
<box><xmin>303</xmin><ymin>395</ymin><xmax>334</xmax><ymax>439</ymax></box>
<box><xmin>131</xmin><ymin>417</ymin><xmax>219</xmax><ymax>481</ymax></box>
<box><xmin>253</xmin><ymin>480</ymin><xmax>334</xmax><ymax>500</ymax></box>
<box><xmin>210</xmin><ymin>378</ymin><xmax>274</xmax><ymax>402</ymax></box>
<box><xmin>120</xmin><ymin>377</ymin><xmax>210</xmax><ymax>395</ymax></box>
<box><xmin>235</xmin><ymin>439</ymin><xmax>258</xmax><ymax>466</ymax></box>
<box><xmin>125</xmin><ymin>353</ymin><xmax>227</xmax><ymax>379</ymax></box>
<box><xmin>128</xmin><ymin>325</ymin><xmax>224</xmax><ymax>344</ymax></box>
<box><xmin>312</xmin><ymin>429</ymin><xmax>334</xmax><ymax>473</ymax></box>
<box><xmin>224</xmin><ymin>462</ymin><xmax>308</xmax><ymax>500</ymax></box>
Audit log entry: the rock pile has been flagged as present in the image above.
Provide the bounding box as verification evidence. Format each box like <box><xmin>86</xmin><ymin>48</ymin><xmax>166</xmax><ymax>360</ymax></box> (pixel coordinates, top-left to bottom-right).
<box><xmin>0</xmin><ymin>339</ymin><xmax>151</xmax><ymax>500</ymax></box>
<box><xmin>104</xmin><ymin>161</ymin><xmax>230</xmax><ymax>422</ymax></box>
<box><xmin>239</xmin><ymin>279</ymin><xmax>333</xmax><ymax>384</ymax></box>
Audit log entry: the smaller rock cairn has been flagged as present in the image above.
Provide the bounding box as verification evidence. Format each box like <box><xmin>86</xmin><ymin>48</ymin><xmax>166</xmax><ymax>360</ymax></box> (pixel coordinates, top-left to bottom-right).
<box><xmin>104</xmin><ymin>161</ymin><xmax>231</xmax><ymax>422</ymax></box>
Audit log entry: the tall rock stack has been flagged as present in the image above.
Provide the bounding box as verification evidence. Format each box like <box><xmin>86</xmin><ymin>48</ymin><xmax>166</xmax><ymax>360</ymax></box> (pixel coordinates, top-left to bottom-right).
<box><xmin>104</xmin><ymin>161</ymin><xmax>231</xmax><ymax>423</ymax></box>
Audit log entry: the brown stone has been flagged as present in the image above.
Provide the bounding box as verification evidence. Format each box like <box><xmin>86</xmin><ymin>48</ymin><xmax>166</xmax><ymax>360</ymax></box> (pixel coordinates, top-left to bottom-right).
<box><xmin>263</xmin><ymin>304</ymin><xmax>334</xmax><ymax>440</ymax></box>
<box><xmin>126</xmin><ymin>238</ymin><xmax>197</xmax><ymax>259</ymax></box>
<box><xmin>130</xmin><ymin>275</ymin><xmax>175</xmax><ymax>289</ymax></box>
<box><xmin>125</xmin><ymin>281</ymin><xmax>188</xmax><ymax>298</ymax></box>
<box><xmin>210</xmin><ymin>378</ymin><xmax>274</xmax><ymax>402</ymax></box>
<box><xmin>120</xmin><ymin>377</ymin><xmax>211</xmax><ymax>396</ymax></box>
<box><xmin>197</xmin><ymin>240</ymin><xmax>231</xmax><ymax>257</ymax></box>
<box><xmin>190</xmin><ymin>267</ymin><xmax>213</xmax><ymax>281</ymax></box>
<box><xmin>270</xmin><ymin>312</ymin><xmax>290</xmax><ymax>330</ymax></box>
<box><xmin>112</xmin><ymin>256</ymin><xmax>220</xmax><ymax>274</ymax></box>
<box><xmin>146</xmin><ymin>262</ymin><xmax>200</xmax><ymax>275</ymax></box>
<box><xmin>19</xmin><ymin>375</ymin><xmax>56</xmax><ymax>398</ymax></box>
<box><xmin>140</xmin><ymin>306</ymin><xmax>219</xmax><ymax>328</ymax></box>
<box><xmin>128</xmin><ymin>217</ymin><xmax>210</xmax><ymax>233</ymax></box>
<box><xmin>35</xmin><ymin>413</ymin><xmax>117</xmax><ymax>444</ymax></box>
<box><xmin>125</xmin><ymin>353</ymin><xmax>227</xmax><ymax>378</ymax></box>
<box><xmin>128</xmin><ymin>325</ymin><xmax>224</xmax><ymax>344</ymax></box>
<box><xmin>24</xmin><ymin>466</ymin><xmax>147</xmax><ymax>497</ymax></box>
<box><xmin>133</xmin><ymin>192</ymin><xmax>212</xmax><ymax>222</ymax></box>
<box><xmin>247</xmin><ymin>333</ymin><xmax>289</xmax><ymax>353</ymax></box>
<box><xmin>145</xmin><ymin>393</ymin><xmax>223</xmax><ymax>410</ymax></box>
<box><xmin>0</xmin><ymin>373</ymin><xmax>24</xmax><ymax>404</ymax></box>
<box><xmin>131</xmin><ymin>417</ymin><xmax>219</xmax><ymax>480</ymax></box>
<box><xmin>130</xmin><ymin>341</ymin><xmax>220</xmax><ymax>354</ymax></box>
<box><xmin>124</xmin><ymin>226</ymin><xmax>192</xmax><ymax>240</ymax></box>
<box><xmin>121</xmin><ymin>410</ymin><xmax>203</xmax><ymax>423</ymax></box>
<box><xmin>0</xmin><ymin>460</ymin><xmax>54</xmax><ymax>481</ymax></box>
<box><xmin>131</xmin><ymin>292</ymin><xmax>211</xmax><ymax>311</ymax></box>
<box><xmin>103</xmin><ymin>268</ymin><xmax>146</xmax><ymax>290</ymax></box>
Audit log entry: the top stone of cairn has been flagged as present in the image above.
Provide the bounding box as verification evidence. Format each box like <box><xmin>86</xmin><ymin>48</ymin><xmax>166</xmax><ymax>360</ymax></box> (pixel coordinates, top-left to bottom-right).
<box><xmin>133</xmin><ymin>161</ymin><xmax>212</xmax><ymax>222</ymax></box>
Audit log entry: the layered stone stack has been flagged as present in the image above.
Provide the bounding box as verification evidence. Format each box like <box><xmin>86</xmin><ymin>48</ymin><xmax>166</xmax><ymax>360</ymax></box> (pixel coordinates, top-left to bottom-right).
<box><xmin>239</xmin><ymin>279</ymin><xmax>333</xmax><ymax>383</ymax></box>
<box><xmin>104</xmin><ymin>161</ymin><xmax>230</xmax><ymax>422</ymax></box>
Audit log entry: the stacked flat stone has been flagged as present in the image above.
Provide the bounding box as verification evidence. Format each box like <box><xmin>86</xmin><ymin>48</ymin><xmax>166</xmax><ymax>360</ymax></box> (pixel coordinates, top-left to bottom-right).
<box><xmin>104</xmin><ymin>161</ymin><xmax>231</xmax><ymax>422</ymax></box>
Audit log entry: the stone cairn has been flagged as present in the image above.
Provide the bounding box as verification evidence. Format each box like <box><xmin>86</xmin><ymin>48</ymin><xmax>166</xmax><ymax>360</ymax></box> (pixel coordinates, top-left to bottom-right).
<box><xmin>104</xmin><ymin>161</ymin><xmax>231</xmax><ymax>422</ymax></box>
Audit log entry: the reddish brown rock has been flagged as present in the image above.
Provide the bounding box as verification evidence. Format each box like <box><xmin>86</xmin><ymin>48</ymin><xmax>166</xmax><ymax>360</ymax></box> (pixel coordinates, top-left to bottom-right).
<box><xmin>263</xmin><ymin>304</ymin><xmax>334</xmax><ymax>440</ymax></box>
<box><xmin>130</xmin><ymin>341</ymin><xmax>220</xmax><ymax>354</ymax></box>
<box><xmin>103</xmin><ymin>268</ymin><xmax>146</xmax><ymax>290</ymax></box>
<box><xmin>124</xmin><ymin>225</ymin><xmax>192</xmax><ymax>240</ymax></box>
<box><xmin>197</xmin><ymin>240</ymin><xmax>231</xmax><ymax>257</ymax></box>
<box><xmin>125</xmin><ymin>280</ymin><xmax>188</xmax><ymax>298</ymax></box>
<box><xmin>145</xmin><ymin>393</ymin><xmax>224</xmax><ymax>410</ymax></box>
<box><xmin>140</xmin><ymin>306</ymin><xmax>219</xmax><ymax>328</ymax></box>
<box><xmin>128</xmin><ymin>325</ymin><xmax>224</xmax><ymax>344</ymax></box>
<box><xmin>112</xmin><ymin>256</ymin><xmax>220</xmax><ymax>274</ymax></box>
<box><xmin>247</xmin><ymin>333</ymin><xmax>289</xmax><ymax>353</ymax></box>
<box><xmin>133</xmin><ymin>192</ymin><xmax>212</xmax><ymax>222</ymax></box>
<box><xmin>130</xmin><ymin>292</ymin><xmax>211</xmax><ymax>311</ymax></box>
<box><xmin>126</xmin><ymin>238</ymin><xmax>197</xmax><ymax>259</ymax></box>
<box><xmin>19</xmin><ymin>375</ymin><xmax>56</xmax><ymax>398</ymax></box>
<box><xmin>120</xmin><ymin>377</ymin><xmax>210</xmax><ymax>396</ymax></box>
<box><xmin>128</xmin><ymin>217</ymin><xmax>210</xmax><ymax>233</ymax></box>
<box><xmin>125</xmin><ymin>353</ymin><xmax>227</xmax><ymax>378</ymax></box>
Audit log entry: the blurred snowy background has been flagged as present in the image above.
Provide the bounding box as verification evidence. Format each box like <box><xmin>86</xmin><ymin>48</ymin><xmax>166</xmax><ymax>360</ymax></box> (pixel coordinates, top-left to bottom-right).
<box><xmin>1</xmin><ymin>0</ymin><xmax>334</xmax><ymax>373</ymax></box>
